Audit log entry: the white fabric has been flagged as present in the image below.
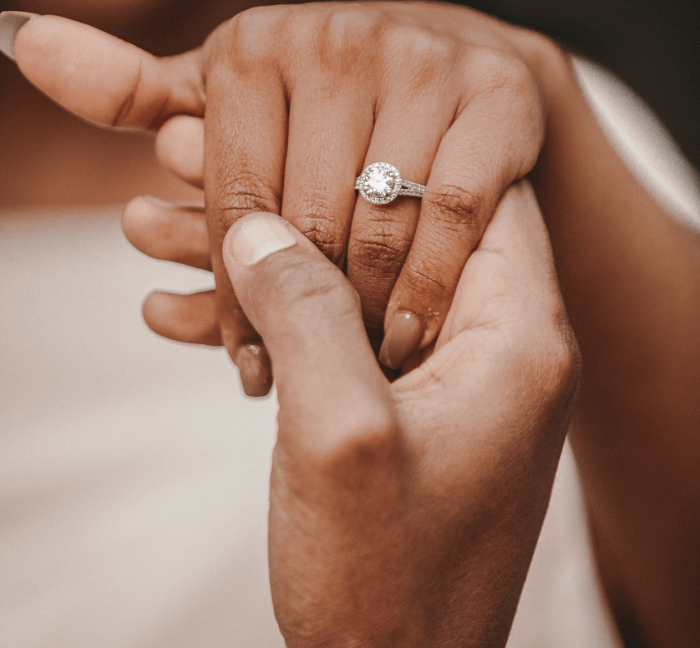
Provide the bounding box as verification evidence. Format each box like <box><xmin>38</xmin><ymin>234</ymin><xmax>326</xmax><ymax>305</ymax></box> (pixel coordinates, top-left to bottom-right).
<box><xmin>573</xmin><ymin>58</ymin><xmax>700</xmax><ymax>230</ymax></box>
<box><xmin>0</xmin><ymin>213</ymin><xmax>283</xmax><ymax>647</ymax></box>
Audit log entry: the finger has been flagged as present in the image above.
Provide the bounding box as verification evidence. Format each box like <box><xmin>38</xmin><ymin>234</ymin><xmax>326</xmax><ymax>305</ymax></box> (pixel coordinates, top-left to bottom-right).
<box><xmin>347</xmin><ymin>88</ymin><xmax>458</xmax><ymax>352</ymax></box>
<box><xmin>13</xmin><ymin>15</ymin><xmax>204</xmax><ymax>129</ymax></box>
<box><xmin>156</xmin><ymin>116</ymin><xmax>205</xmax><ymax>188</ymax></box>
<box><xmin>380</xmin><ymin>61</ymin><xmax>545</xmax><ymax>369</ymax></box>
<box><xmin>204</xmin><ymin>25</ymin><xmax>288</xmax><ymax>396</ymax></box>
<box><xmin>122</xmin><ymin>196</ymin><xmax>211</xmax><ymax>270</ymax></box>
<box><xmin>143</xmin><ymin>290</ymin><xmax>222</xmax><ymax>346</ymax></box>
<box><xmin>222</xmin><ymin>213</ymin><xmax>393</xmax><ymax>446</ymax></box>
<box><xmin>438</xmin><ymin>181</ymin><xmax>562</xmax><ymax>349</ymax></box>
<box><xmin>401</xmin><ymin>182</ymin><xmax>577</xmax><ymax>429</ymax></box>
<box><xmin>397</xmin><ymin>184</ymin><xmax>577</xmax><ymax>555</ymax></box>
<box><xmin>280</xmin><ymin>74</ymin><xmax>374</xmax><ymax>268</ymax></box>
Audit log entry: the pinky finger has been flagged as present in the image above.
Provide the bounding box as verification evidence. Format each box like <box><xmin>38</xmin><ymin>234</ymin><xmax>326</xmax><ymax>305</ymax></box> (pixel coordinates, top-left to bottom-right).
<box><xmin>143</xmin><ymin>290</ymin><xmax>222</xmax><ymax>346</ymax></box>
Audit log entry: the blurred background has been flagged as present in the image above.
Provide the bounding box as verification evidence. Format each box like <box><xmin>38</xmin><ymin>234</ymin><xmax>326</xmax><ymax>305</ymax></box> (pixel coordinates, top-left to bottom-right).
<box><xmin>0</xmin><ymin>0</ymin><xmax>698</xmax><ymax>207</ymax></box>
<box><xmin>0</xmin><ymin>3</ymin><xmax>697</xmax><ymax>647</ymax></box>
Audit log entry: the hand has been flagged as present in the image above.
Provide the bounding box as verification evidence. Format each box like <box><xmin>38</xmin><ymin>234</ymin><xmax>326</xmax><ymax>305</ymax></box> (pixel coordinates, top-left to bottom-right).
<box><xmin>219</xmin><ymin>182</ymin><xmax>579</xmax><ymax>646</ymax></box>
<box><xmin>11</xmin><ymin>10</ymin><xmax>700</xmax><ymax>643</ymax></box>
<box><xmin>11</xmin><ymin>4</ymin><xmax>557</xmax><ymax>395</ymax></box>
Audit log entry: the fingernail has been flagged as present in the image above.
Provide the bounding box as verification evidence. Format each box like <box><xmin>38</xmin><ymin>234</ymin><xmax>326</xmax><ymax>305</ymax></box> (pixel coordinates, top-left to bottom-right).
<box><xmin>378</xmin><ymin>311</ymin><xmax>424</xmax><ymax>370</ymax></box>
<box><xmin>142</xmin><ymin>194</ymin><xmax>178</xmax><ymax>209</ymax></box>
<box><xmin>236</xmin><ymin>344</ymin><xmax>273</xmax><ymax>397</ymax></box>
<box><xmin>0</xmin><ymin>12</ymin><xmax>38</xmax><ymax>62</ymax></box>
<box><xmin>227</xmin><ymin>212</ymin><xmax>296</xmax><ymax>266</ymax></box>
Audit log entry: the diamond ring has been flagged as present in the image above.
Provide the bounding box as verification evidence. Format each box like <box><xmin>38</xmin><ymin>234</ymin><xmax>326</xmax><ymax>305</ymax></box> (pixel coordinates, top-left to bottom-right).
<box><xmin>355</xmin><ymin>162</ymin><xmax>425</xmax><ymax>206</ymax></box>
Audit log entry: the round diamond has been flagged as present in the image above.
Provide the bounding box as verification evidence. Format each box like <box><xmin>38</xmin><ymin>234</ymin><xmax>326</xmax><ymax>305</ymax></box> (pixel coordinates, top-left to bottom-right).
<box><xmin>357</xmin><ymin>163</ymin><xmax>402</xmax><ymax>205</ymax></box>
<box><xmin>367</xmin><ymin>169</ymin><xmax>394</xmax><ymax>196</ymax></box>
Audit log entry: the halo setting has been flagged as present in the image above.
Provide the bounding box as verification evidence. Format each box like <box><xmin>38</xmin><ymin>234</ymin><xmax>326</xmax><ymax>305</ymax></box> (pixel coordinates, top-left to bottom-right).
<box><xmin>355</xmin><ymin>162</ymin><xmax>425</xmax><ymax>205</ymax></box>
<box><xmin>355</xmin><ymin>162</ymin><xmax>403</xmax><ymax>205</ymax></box>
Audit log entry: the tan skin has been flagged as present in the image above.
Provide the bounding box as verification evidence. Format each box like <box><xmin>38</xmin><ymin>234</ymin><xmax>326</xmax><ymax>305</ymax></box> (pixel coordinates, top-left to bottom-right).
<box><xmin>7</xmin><ymin>2</ymin><xmax>700</xmax><ymax>646</ymax></box>
<box><xmin>0</xmin><ymin>0</ymin><xmax>257</xmax><ymax>206</ymax></box>
<box><xmin>533</xmin><ymin>56</ymin><xmax>700</xmax><ymax>647</ymax></box>
<box><xmin>0</xmin><ymin>0</ymin><xmax>187</xmax><ymax>206</ymax></box>
<box><xmin>219</xmin><ymin>189</ymin><xmax>579</xmax><ymax>647</ymax></box>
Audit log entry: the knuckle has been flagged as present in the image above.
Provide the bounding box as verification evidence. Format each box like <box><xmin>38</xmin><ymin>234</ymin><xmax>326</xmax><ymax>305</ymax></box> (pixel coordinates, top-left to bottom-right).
<box><xmin>349</xmin><ymin>222</ymin><xmax>412</xmax><ymax>276</ymax></box>
<box><xmin>472</xmin><ymin>49</ymin><xmax>535</xmax><ymax>97</ymax></box>
<box><xmin>320</xmin><ymin>6</ymin><xmax>383</xmax><ymax>69</ymax></box>
<box><xmin>299</xmin><ymin>409</ymin><xmax>398</xmax><ymax>480</ymax></box>
<box><xmin>496</xmin><ymin>57</ymin><xmax>533</xmax><ymax>92</ymax></box>
<box><xmin>292</xmin><ymin>195</ymin><xmax>347</xmax><ymax>264</ymax></box>
<box><xmin>112</xmin><ymin>58</ymin><xmax>169</xmax><ymax>130</ymax></box>
<box><xmin>459</xmin><ymin>52</ymin><xmax>544</xmax><ymax>177</ymax></box>
<box><xmin>214</xmin><ymin>6</ymin><xmax>288</xmax><ymax>70</ymax></box>
<box><xmin>213</xmin><ymin>172</ymin><xmax>279</xmax><ymax>232</ymax></box>
<box><xmin>550</xmin><ymin>305</ymin><xmax>582</xmax><ymax>387</ymax></box>
<box><xmin>424</xmin><ymin>183</ymin><xmax>482</xmax><ymax>232</ymax></box>
<box><xmin>534</xmin><ymin>335</ymin><xmax>581</xmax><ymax>408</ymax></box>
<box><xmin>400</xmin><ymin>259</ymin><xmax>450</xmax><ymax>299</ymax></box>
<box><xmin>522</xmin><ymin>30</ymin><xmax>568</xmax><ymax>72</ymax></box>
<box><xmin>384</xmin><ymin>24</ymin><xmax>457</xmax><ymax>86</ymax></box>
<box><xmin>111</xmin><ymin>74</ymin><xmax>139</xmax><ymax>128</ymax></box>
<box><xmin>271</xmin><ymin>258</ymin><xmax>358</xmax><ymax>315</ymax></box>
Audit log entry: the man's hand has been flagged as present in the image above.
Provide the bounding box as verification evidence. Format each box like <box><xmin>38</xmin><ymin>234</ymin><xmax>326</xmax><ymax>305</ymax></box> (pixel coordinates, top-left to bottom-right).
<box><xmin>219</xmin><ymin>182</ymin><xmax>579</xmax><ymax>646</ymax></box>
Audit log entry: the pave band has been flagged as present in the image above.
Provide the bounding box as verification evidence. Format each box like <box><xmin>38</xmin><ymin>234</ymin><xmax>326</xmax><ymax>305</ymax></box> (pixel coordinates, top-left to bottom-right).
<box><xmin>355</xmin><ymin>162</ymin><xmax>425</xmax><ymax>205</ymax></box>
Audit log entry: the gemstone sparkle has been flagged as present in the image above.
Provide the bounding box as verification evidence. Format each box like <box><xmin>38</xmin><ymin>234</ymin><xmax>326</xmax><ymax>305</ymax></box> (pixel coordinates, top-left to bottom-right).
<box><xmin>357</xmin><ymin>162</ymin><xmax>403</xmax><ymax>205</ymax></box>
<box><xmin>367</xmin><ymin>169</ymin><xmax>394</xmax><ymax>196</ymax></box>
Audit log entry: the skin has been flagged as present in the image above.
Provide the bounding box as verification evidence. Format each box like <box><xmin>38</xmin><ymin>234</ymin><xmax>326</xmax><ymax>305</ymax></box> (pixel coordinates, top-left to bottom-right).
<box><xmin>9</xmin><ymin>4</ymin><xmax>551</xmax><ymax>392</ymax></box>
<box><xmin>530</xmin><ymin>56</ymin><xmax>700</xmax><ymax>647</ymax></box>
<box><xmin>220</xmin><ymin>186</ymin><xmax>579</xmax><ymax>647</ymax></box>
<box><xmin>0</xmin><ymin>0</ymin><xmax>258</xmax><ymax>207</ymax></box>
<box><xmin>9</xmin><ymin>3</ymin><xmax>700</xmax><ymax>645</ymax></box>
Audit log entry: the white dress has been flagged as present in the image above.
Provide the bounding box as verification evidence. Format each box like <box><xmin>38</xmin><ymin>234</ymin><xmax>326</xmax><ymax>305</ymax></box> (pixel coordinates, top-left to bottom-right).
<box><xmin>1</xmin><ymin>60</ymin><xmax>698</xmax><ymax>648</ymax></box>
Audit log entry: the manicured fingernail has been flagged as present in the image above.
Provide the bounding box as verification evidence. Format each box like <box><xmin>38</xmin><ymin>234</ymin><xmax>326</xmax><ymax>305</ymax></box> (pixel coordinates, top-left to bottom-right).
<box><xmin>236</xmin><ymin>343</ymin><xmax>273</xmax><ymax>397</ymax></box>
<box><xmin>227</xmin><ymin>212</ymin><xmax>296</xmax><ymax>266</ymax></box>
<box><xmin>379</xmin><ymin>311</ymin><xmax>424</xmax><ymax>370</ymax></box>
<box><xmin>0</xmin><ymin>12</ymin><xmax>38</xmax><ymax>62</ymax></box>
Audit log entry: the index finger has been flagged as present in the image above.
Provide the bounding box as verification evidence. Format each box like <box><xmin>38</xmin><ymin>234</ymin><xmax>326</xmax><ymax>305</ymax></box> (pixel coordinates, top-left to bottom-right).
<box><xmin>9</xmin><ymin>13</ymin><xmax>205</xmax><ymax>129</ymax></box>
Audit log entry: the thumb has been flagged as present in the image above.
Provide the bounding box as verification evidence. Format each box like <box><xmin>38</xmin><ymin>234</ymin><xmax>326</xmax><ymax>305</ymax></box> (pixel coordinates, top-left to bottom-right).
<box><xmin>222</xmin><ymin>213</ymin><xmax>392</xmax><ymax>440</ymax></box>
<box><xmin>8</xmin><ymin>13</ymin><xmax>204</xmax><ymax>129</ymax></box>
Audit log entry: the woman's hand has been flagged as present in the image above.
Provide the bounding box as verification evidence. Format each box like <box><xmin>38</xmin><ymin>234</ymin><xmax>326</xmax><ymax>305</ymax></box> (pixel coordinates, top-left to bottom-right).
<box><xmin>220</xmin><ymin>182</ymin><xmax>579</xmax><ymax>647</ymax></box>
<box><xmin>10</xmin><ymin>3</ymin><xmax>557</xmax><ymax>394</ymax></box>
<box><xmin>198</xmin><ymin>1</ymin><xmax>549</xmax><ymax>378</ymax></box>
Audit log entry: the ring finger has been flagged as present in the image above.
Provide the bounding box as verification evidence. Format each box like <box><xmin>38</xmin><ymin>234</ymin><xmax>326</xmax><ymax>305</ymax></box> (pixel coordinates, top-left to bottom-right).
<box><xmin>347</xmin><ymin>88</ymin><xmax>460</xmax><ymax>355</ymax></box>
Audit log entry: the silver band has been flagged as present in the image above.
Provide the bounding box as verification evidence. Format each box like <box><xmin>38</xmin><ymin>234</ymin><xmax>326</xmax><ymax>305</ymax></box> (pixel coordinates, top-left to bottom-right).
<box><xmin>355</xmin><ymin>162</ymin><xmax>425</xmax><ymax>205</ymax></box>
<box><xmin>397</xmin><ymin>179</ymin><xmax>426</xmax><ymax>198</ymax></box>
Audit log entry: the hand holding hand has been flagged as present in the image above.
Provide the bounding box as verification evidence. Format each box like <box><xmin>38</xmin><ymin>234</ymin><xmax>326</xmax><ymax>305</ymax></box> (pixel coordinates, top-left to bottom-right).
<box><xmin>9</xmin><ymin>4</ymin><xmax>558</xmax><ymax>395</ymax></box>
<box><xmin>220</xmin><ymin>182</ymin><xmax>579</xmax><ymax>646</ymax></box>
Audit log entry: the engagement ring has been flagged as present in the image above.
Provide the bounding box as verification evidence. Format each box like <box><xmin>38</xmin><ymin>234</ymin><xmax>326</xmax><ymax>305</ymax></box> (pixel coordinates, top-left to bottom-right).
<box><xmin>355</xmin><ymin>162</ymin><xmax>425</xmax><ymax>205</ymax></box>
